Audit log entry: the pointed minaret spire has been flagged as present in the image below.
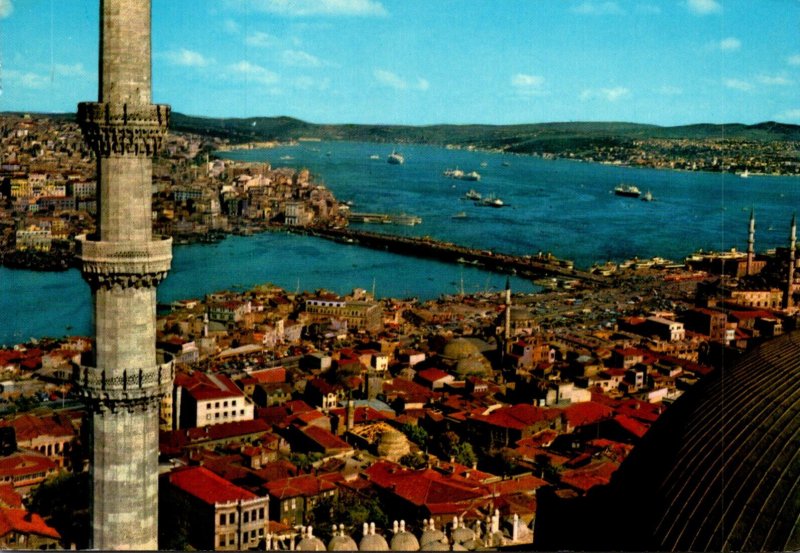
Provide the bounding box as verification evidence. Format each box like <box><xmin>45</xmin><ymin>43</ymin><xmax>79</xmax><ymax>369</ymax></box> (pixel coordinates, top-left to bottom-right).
<box><xmin>746</xmin><ymin>208</ymin><xmax>755</xmax><ymax>276</ymax></box>
<box><xmin>785</xmin><ymin>213</ymin><xmax>797</xmax><ymax>309</ymax></box>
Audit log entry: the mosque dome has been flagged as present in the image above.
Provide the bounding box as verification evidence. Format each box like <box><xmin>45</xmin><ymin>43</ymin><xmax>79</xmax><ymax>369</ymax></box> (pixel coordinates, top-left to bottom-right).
<box><xmin>376</xmin><ymin>429</ymin><xmax>411</xmax><ymax>461</ymax></box>
<box><xmin>423</xmin><ymin>541</ymin><xmax>450</xmax><ymax>551</ymax></box>
<box><xmin>537</xmin><ymin>331</ymin><xmax>800</xmax><ymax>552</ymax></box>
<box><xmin>390</xmin><ymin>531</ymin><xmax>420</xmax><ymax>551</ymax></box>
<box><xmin>454</xmin><ymin>355</ymin><xmax>491</xmax><ymax>378</ymax></box>
<box><xmin>359</xmin><ymin>523</ymin><xmax>389</xmax><ymax>551</ymax></box>
<box><xmin>327</xmin><ymin>525</ymin><xmax>358</xmax><ymax>551</ymax></box>
<box><xmin>451</xmin><ymin>525</ymin><xmax>475</xmax><ymax>545</ymax></box>
<box><xmin>419</xmin><ymin>521</ymin><xmax>446</xmax><ymax>548</ymax></box>
<box><xmin>442</xmin><ymin>338</ymin><xmax>481</xmax><ymax>360</ymax></box>
<box><xmin>296</xmin><ymin>527</ymin><xmax>326</xmax><ymax>551</ymax></box>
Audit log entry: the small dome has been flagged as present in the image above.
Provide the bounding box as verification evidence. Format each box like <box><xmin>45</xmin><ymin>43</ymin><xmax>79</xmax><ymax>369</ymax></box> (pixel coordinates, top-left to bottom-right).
<box><xmin>452</xmin><ymin>526</ymin><xmax>475</xmax><ymax>545</ymax></box>
<box><xmin>328</xmin><ymin>534</ymin><xmax>358</xmax><ymax>551</ymax></box>
<box><xmin>377</xmin><ymin>429</ymin><xmax>410</xmax><ymax>461</ymax></box>
<box><xmin>360</xmin><ymin>533</ymin><xmax>390</xmax><ymax>551</ymax></box>
<box><xmin>391</xmin><ymin>531</ymin><xmax>420</xmax><ymax>551</ymax></box>
<box><xmin>422</xmin><ymin>541</ymin><xmax>450</xmax><ymax>551</ymax></box>
<box><xmin>297</xmin><ymin>536</ymin><xmax>326</xmax><ymax>551</ymax></box>
<box><xmin>420</xmin><ymin>528</ymin><xmax>446</xmax><ymax>547</ymax></box>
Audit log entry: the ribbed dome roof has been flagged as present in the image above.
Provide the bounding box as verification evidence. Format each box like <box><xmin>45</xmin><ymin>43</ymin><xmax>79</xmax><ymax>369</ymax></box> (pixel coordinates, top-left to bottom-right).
<box><xmin>442</xmin><ymin>338</ymin><xmax>481</xmax><ymax>360</ymax></box>
<box><xmin>328</xmin><ymin>534</ymin><xmax>358</xmax><ymax>551</ymax></box>
<box><xmin>578</xmin><ymin>331</ymin><xmax>800</xmax><ymax>552</ymax></box>
<box><xmin>390</xmin><ymin>531</ymin><xmax>420</xmax><ymax>551</ymax></box>
<box><xmin>360</xmin><ymin>533</ymin><xmax>389</xmax><ymax>551</ymax></box>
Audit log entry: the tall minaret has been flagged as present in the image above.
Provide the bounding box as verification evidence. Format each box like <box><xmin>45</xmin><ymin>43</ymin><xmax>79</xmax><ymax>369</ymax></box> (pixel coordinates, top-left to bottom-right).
<box><xmin>746</xmin><ymin>208</ymin><xmax>755</xmax><ymax>276</ymax></box>
<box><xmin>504</xmin><ymin>276</ymin><xmax>512</xmax><ymax>346</ymax></box>
<box><xmin>784</xmin><ymin>214</ymin><xmax>796</xmax><ymax>310</ymax></box>
<box><xmin>76</xmin><ymin>1</ymin><xmax>172</xmax><ymax>549</ymax></box>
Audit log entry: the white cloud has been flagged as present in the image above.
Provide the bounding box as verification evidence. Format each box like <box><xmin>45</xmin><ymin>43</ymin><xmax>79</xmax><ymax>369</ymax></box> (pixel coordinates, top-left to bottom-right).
<box><xmin>571</xmin><ymin>1</ymin><xmax>624</xmax><ymax>15</ymax></box>
<box><xmin>163</xmin><ymin>48</ymin><xmax>212</xmax><ymax>67</ymax></box>
<box><xmin>685</xmin><ymin>0</ymin><xmax>722</xmax><ymax>14</ymax></box>
<box><xmin>5</xmin><ymin>69</ymin><xmax>49</xmax><ymax>89</ymax></box>
<box><xmin>719</xmin><ymin>37</ymin><xmax>741</xmax><ymax>52</ymax></box>
<box><xmin>788</xmin><ymin>54</ymin><xmax>800</xmax><ymax>66</ymax></box>
<box><xmin>580</xmin><ymin>86</ymin><xmax>630</xmax><ymax>102</ymax></box>
<box><xmin>776</xmin><ymin>109</ymin><xmax>800</xmax><ymax>122</ymax></box>
<box><xmin>281</xmin><ymin>50</ymin><xmax>322</xmax><ymax>68</ymax></box>
<box><xmin>53</xmin><ymin>63</ymin><xmax>90</xmax><ymax>78</ymax></box>
<box><xmin>246</xmin><ymin>31</ymin><xmax>280</xmax><ymax>48</ymax></box>
<box><xmin>228</xmin><ymin>0</ymin><xmax>387</xmax><ymax>17</ymax></box>
<box><xmin>373</xmin><ymin>69</ymin><xmax>428</xmax><ymax>91</ymax></box>
<box><xmin>230</xmin><ymin>61</ymin><xmax>279</xmax><ymax>85</ymax></box>
<box><xmin>658</xmin><ymin>85</ymin><xmax>683</xmax><ymax>95</ymax></box>
<box><xmin>724</xmin><ymin>78</ymin><xmax>753</xmax><ymax>91</ymax></box>
<box><xmin>511</xmin><ymin>73</ymin><xmax>548</xmax><ymax>96</ymax></box>
<box><xmin>223</xmin><ymin>19</ymin><xmax>240</xmax><ymax>34</ymax></box>
<box><xmin>758</xmin><ymin>74</ymin><xmax>792</xmax><ymax>86</ymax></box>
<box><xmin>293</xmin><ymin>76</ymin><xmax>331</xmax><ymax>91</ymax></box>
<box><xmin>0</xmin><ymin>0</ymin><xmax>12</xmax><ymax>18</ymax></box>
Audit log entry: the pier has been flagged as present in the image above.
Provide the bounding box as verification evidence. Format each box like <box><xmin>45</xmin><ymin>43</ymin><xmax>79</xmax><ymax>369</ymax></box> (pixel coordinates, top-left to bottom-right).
<box><xmin>347</xmin><ymin>212</ymin><xmax>422</xmax><ymax>226</ymax></box>
<box><xmin>302</xmin><ymin>227</ymin><xmax>608</xmax><ymax>284</ymax></box>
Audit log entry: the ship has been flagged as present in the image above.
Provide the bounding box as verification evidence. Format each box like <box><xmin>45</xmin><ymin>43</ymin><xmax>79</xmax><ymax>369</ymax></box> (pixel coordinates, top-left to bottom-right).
<box><xmin>641</xmin><ymin>190</ymin><xmax>654</xmax><ymax>202</ymax></box>
<box><xmin>387</xmin><ymin>150</ymin><xmax>404</xmax><ymax>165</ymax></box>
<box><xmin>464</xmin><ymin>189</ymin><xmax>482</xmax><ymax>201</ymax></box>
<box><xmin>614</xmin><ymin>184</ymin><xmax>641</xmax><ymax>198</ymax></box>
<box><xmin>444</xmin><ymin>168</ymin><xmax>465</xmax><ymax>179</ymax></box>
<box><xmin>481</xmin><ymin>194</ymin><xmax>504</xmax><ymax>207</ymax></box>
<box><xmin>461</xmin><ymin>171</ymin><xmax>481</xmax><ymax>181</ymax></box>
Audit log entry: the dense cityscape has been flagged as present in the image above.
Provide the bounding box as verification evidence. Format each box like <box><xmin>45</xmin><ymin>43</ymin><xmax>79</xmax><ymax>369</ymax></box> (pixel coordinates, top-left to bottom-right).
<box><xmin>1</xmin><ymin>107</ymin><xmax>800</xmax><ymax>550</ymax></box>
<box><xmin>2</xmin><ymin>0</ymin><xmax>800</xmax><ymax>550</ymax></box>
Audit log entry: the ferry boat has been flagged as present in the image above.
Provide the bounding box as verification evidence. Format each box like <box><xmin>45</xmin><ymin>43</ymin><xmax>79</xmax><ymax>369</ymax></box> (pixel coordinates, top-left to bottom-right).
<box><xmin>481</xmin><ymin>194</ymin><xmax>504</xmax><ymax>207</ymax></box>
<box><xmin>387</xmin><ymin>151</ymin><xmax>404</xmax><ymax>165</ymax></box>
<box><xmin>614</xmin><ymin>184</ymin><xmax>641</xmax><ymax>198</ymax></box>
<box><xmin>464</xmin><ymin>189</ymin><xmax>482</xmax><ymax>201</ymax></box>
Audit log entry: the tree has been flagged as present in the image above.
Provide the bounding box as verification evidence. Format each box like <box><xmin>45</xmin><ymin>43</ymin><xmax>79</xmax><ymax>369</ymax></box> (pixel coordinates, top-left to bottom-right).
<box><xmin>399</xmin><ymin>452</ymin><xmax>428</xmax><ymax>469</ymax></box>
<box><xmin>453</xmin><ymin>442</ymin><xmax>477</xmax><ymax>467</ymax></box>
<box><xmin>309</xmin><ymin>491</ymin><xmax>387</xmax><ymax>543</ymax></box>
<box><xmin>27</xmin><ymin>471</ymin><xmax>90</xmax><ymax>549</ymax></box>
<box><xmin>399</xmin><ymin>423</ymin><xmax>428</xmax><ymax>448</ymax></box>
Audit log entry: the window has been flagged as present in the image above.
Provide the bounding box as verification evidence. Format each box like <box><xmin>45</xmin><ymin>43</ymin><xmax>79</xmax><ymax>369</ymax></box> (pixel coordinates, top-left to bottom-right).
<box><xmin>229</xmin><ymin>513</ymin><xmax>235</xmax><ymax>524</ymax></box>
<box><xmin>215</xmin><ymin>402</ymin><xmax>220</xmax><ymax>408</ymax></box>
<box><xmin>232</xmin><ymin>400</ymin><xmax>237</xmax><ymax>406</ymax></box>
<box><xmin>240</xmin><ymin>409</ymin><xmax>244</xmax><ymax>415</ymax></box>
<box><xmin>218</xmin><ymin>535</ymin><xmax>225</xmax><ymax>547</ymax></box>
<box><xmin>215</xmin><ymin>412</ymin><xmax>220</xmax><ymax>419</ymax></box>
<box><xmin>223</xmin><ymin>401</ymin><xmax>228</xmax><ymax>407</ymax></box>
<box><xmin>258</xmin><ymin>508</ymin><xmax>264</xmax><ymax>519</ymax></box>
<box><xmin>243</xmin><ymin>511</ymin><xmax>249</xmax><ymax>523</ymax></box>
<box><xmin>219</xmin><ymin>513</ymin><xmax>225</xmax><ymax>526</ymax></box>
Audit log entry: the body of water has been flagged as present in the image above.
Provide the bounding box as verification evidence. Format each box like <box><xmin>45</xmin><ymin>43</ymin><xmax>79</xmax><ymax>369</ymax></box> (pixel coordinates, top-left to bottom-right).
<box><xmin>2</xmin><ymin>141</ymin><xmax>798</xmax><ymax>344</ymax></box>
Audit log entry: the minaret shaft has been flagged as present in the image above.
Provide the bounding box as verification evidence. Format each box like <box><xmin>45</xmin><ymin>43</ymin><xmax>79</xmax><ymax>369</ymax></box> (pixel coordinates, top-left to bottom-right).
<box><xmin>76</xmin><ymin>1</ymin><xmax>172</xmax><ymax>549</ymax></box>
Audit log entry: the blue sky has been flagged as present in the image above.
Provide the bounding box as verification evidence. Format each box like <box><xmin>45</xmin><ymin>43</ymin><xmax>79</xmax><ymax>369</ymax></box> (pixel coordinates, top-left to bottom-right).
<box><xmin>1</xmin><ymin>0</ymin><xmax>799</xmax><ymax>126</ymax></box>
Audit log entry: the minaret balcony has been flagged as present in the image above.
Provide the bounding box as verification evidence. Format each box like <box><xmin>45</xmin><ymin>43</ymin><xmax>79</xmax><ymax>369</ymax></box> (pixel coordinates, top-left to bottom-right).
<box><xmin>76</xmin><ymin>234</ymin><xmax>172</xmax><ymax>290</ymax></box>
<box><xmin>76</xmin><ymin>361</ymin><xmax>174</xmax><ymax>405</ymax></box>
<box><xmin>77</xmin><ymin>101</ymin><xmax>169</xmax><ymax>157</ymax></box>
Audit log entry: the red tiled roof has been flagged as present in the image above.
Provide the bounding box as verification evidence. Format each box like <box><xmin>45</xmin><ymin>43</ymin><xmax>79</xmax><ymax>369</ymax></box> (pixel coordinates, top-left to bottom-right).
<box><xmin>0</xmin><ymin>508</ymin><xmax>60</xmax><ymax>540</ymax></box>
<box><xmin>0</xmin><ymin>452</ymin><xmax>56</xmax><ymax>478</ymax></box>
<box><xmin>365</xmin><ymin>462</ymin><xmax>487</xmax><ymax>508</ymax></box>
<box><xmin>264</xmin><ymin>474</ymin><xmax>336</xmax><ymax>500</ymax></box>
<box><xmin>300</xmin><ymin>425</ymin><xmax>352</xmax><ymax>452</ymax></box>
<box><xmin>559</xmin><ymin>401</ymin><xmax>615</xmax><ymax>428</ymax></box>
<box><xmin>471</xmin><ymin>404</ymin><xmax>561</xmax><ymax>431</ymax></box>
<box><xmin>167</xmin><ymin>466</ymin><xmax>257</xmax><ymax>505</ymax></box>
<box><xmin>249</xmin><ymin>367</ymin><xmax>286</xmax><ymax>384</ymax></box>
<box><xmin>613</xmin><ymin>414</ymin><xmax>649</xmax><ymax>439</ymax></box>
<box><xmin>487</xmin><ymin>474</ymin><xmax>548</xmax><ymax>496</ymax></box>
<box><xmin>0</xmin><ymin>412</ymin><xmax>75</xmax><ymax>441</ymax></box>
<box><xmin>179</xmin><ymin>371</ymin><xmax>244</xmax><ymax>402</ymax></box>
<box><xmin>560</xmin><ymin>460</ymin><xmax>620</xmax><ymax>492</ymax></box>
<box><xmin>416</xmin><ymin>367</ymin><xmax>452</xmax><ymax>384</ymax></box>
<box><xmin>0</xmin><ymin>484</ymin><xmax>23</xmax><ymax>508</ymax></box>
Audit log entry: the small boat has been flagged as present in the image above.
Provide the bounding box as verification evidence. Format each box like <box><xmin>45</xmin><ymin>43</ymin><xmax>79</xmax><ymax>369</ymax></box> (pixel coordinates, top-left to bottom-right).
<box><xmin>480</xmin><ymin>161</ymin><xmax>488</xmax><ymax>168</ymax></box>
<box><xmin>369</xmin><ymin>154</ymin><xmax>380</xmax><ymax>160</ymax></box>
<box><xmin>279</xmin><ymin>155</ymin><xmax>294</xmax><ymax>160</ymax></box>
<box><xmin>614</xmin><ymin>184</ymin><xmax>641</xmax><ymax>198</ymax></box>
<box><xmin>481</xmin><ymin>194</ymin><xmax>504</xmax><ymax>207</ymax></box>
<box><xmin>461</xmin><ymin>171</ymin><xmax>481</xmax><ymax>181</ymax></box>
<box><xmin>641</xmin><ymin>191</ymin><xmax>654</xmax><ymax>202</ymax></box>
<box><xmin>502</xmin><ymin>161</ymin><xmax>510</xmax><ymax>167</ymax></box>
<box><xmin>739</xmin><ymin>169</ymin><xmax>750</xmax><ymax>178</ymax></box>
<box><xmin>387</xmin><ymin>150</ymin><xmax>404</xmax><ymax>165</ymax></box>
<box><xmin>444</xmin><ymin>168</ymin><xmax>465</xmax><ymax>178</ymax></box>
<box><xmin>464</xmin><ymin>189</ymin><xmax>482</xmax><ymax>201</ymax></box>
<box><xmin>451</xmin><ymin>211</ymin><xmax>468</xmax><ymax>219</ymax></box>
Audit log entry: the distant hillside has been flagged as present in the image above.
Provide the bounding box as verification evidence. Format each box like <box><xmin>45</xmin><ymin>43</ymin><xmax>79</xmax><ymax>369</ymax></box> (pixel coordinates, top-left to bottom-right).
<box><xmin>168</xmin><ymin>113</ymin><xmax>800</xmax><ymax>154</ymax></box>
<box><xmin>10</xmin><ymin>111</ymin><xmax>800</xmax><ymax>151</ymax></box>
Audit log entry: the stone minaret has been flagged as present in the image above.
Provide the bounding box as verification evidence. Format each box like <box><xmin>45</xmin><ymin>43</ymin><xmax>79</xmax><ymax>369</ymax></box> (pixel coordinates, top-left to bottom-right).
<box><xmin>785</xmin><ymin>214</ymin><xmax>796</xmax><ymax>310</ymax></box>
<box><xmin>504</xmin><ymin>276</ymin><xmax>512</xmax><ymax>345</ymax></box>
<box><xmin>75</xmin><ymin>0</ymin><xmax>172</xmax><ymax>549</ymax></box>
<box><xmin>746</xmin><ymin>208</ymin><xmax>755</xmax><ymax>276</ymax></box>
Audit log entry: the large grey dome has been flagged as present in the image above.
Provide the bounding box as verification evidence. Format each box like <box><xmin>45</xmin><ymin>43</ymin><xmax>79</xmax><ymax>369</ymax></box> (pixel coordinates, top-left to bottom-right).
<box><xmin>536</xmin><ymin>331</ymin><xmax>800</xmax><ymax>552</ymax></box>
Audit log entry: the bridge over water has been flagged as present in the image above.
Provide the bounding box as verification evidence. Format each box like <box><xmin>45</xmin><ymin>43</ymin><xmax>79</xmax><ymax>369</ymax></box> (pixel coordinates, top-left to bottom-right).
<box><xmin>300</xmin><ymin>227</ymin><xmax>608</xmax><ymax>285</ymax></box>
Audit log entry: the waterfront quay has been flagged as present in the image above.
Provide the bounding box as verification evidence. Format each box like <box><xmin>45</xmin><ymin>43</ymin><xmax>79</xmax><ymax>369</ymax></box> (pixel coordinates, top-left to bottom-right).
<box><xmin>300</xmin><ymin>226</ymin><xmax>608</xmax><ymax>284</ymax></box>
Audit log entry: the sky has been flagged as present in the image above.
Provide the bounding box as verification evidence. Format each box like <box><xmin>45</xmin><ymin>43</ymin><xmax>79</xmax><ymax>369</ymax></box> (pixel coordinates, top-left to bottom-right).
<box><xmin>0</xmin><ymin>0</ymin><xmax>799</xmax><ymax>126</ymax></box>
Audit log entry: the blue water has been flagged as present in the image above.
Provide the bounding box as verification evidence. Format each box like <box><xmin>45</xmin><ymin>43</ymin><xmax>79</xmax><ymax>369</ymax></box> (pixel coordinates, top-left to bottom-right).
<box><xmin>2</xmin><ymin>141</ymin><xmax>798</xmax><ymax>344</ymax></box>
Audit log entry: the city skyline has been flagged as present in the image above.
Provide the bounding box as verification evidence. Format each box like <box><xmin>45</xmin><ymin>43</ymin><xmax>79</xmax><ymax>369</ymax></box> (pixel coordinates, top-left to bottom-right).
<box><xmin>1</xmin><ymin>0</ymin><xmax>799</xmax><ymax>126</ymax></box>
